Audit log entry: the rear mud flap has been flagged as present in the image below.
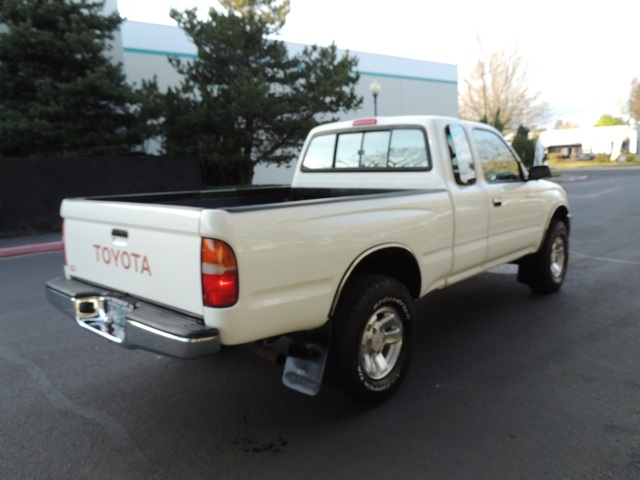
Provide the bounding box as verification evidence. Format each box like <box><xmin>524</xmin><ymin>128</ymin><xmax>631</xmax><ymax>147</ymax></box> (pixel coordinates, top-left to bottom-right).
<box><xmin>282</xmin><ymin>324</ymin><xmax>331</xmax><ymax>396</ymax></box>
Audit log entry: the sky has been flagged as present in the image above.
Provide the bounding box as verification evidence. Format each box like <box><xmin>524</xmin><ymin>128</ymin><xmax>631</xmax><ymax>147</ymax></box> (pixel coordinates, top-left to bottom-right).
<box><xmin>116</xmin><ymin>0</ymin><xmax>640</xmax><ymax>127</ymax></box>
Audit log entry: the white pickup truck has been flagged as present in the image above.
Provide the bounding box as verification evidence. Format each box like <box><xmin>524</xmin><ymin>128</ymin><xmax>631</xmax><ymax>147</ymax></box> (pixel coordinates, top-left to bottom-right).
<box><xmin>47</xmin><ymin>116</ymin><xmax>570</xmax><ymax>404</ymax></box>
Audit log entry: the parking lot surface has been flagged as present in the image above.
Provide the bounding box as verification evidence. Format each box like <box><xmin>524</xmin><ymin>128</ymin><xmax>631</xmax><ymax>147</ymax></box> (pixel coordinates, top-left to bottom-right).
<box><xmin>1</xmin><ymin>169</ymin><xmax>639</xmax><ymax>479</ymax></box>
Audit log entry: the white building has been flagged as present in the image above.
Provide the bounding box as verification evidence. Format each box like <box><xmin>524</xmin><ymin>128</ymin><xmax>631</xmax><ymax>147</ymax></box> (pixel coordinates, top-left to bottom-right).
<box><xmin>106</xmin><ymin>2</ymin><xmax>459</xmax><ymax>183</ymax></box>
<box><xmin>538</xmin><ymin>125</ymin><xmax>639</xmax><ymax>161</ymax></box>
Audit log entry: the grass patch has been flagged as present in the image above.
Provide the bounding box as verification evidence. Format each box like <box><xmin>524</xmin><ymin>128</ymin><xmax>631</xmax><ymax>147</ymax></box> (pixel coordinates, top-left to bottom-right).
<box><xmin>547</xmin><ymin>154</ymin><xmax>640</xmax><ymax>169</ymax></box>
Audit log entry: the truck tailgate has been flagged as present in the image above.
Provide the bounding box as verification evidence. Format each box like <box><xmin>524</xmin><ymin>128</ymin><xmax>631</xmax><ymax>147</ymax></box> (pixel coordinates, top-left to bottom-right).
<box><xmin>62</xmin><ymin>199</ymin><xmax>204</xmax><ymax>316</ymax></box>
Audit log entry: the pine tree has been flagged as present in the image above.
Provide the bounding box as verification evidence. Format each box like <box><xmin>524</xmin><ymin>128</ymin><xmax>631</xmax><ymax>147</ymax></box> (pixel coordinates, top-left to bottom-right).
<box><xmin>152</xmin><ymin>0</ymin><xmax>362</xmax><ymax>185</ymax></box>
<box><xmin>511</xmin><ymin>125</ymin><xmax>536</xmax><ymax>169</ymax></box>
<box><xmin>0</xmin><ymin>0</ymin><xmax>143</xmax><ymax>157</ymax></box>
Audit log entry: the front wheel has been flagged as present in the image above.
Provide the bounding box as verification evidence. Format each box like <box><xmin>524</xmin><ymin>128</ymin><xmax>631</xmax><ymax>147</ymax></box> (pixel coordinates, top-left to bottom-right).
<box><xmin>329</xmin><ymin>274</ymin><xmax>414</xmax><ymax>405</ymax></box>
<box><xmin>521</xmin><ymin>220</ymin><xmax>569</xmax><ymax>293</ymax></box>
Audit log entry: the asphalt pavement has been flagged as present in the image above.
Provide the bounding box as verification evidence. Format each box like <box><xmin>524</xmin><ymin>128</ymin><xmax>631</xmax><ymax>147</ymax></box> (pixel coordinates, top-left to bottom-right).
<box><xmin>2</xmin><ymin>168</ymin><xmax>640</xmax><ymax>479</ymax></box>
<box><xmin>0</xmin><ymin>232</ymin><xmax>62</xmax><ymax>258</ymax></box>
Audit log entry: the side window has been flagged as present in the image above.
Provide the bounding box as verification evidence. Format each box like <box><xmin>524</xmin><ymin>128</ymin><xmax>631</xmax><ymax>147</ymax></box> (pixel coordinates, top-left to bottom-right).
<box><xmin>446</xmin><ymin>124</ymin><xmax>476</xmax><ymax>185</ymax></box>
<box><xmin>473</xmin><ymin>129</ymin><xmax>522</xmax><ymax>183</ymax></box>
<box><xmin>303</xmin><ymin>134</ymin><xmax>336</xmax><ymax>169</ymax></box>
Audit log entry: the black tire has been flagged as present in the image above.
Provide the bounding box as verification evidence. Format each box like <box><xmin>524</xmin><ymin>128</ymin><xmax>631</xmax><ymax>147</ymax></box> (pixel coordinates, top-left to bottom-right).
<box><xmin>524</xmin><ymin>220</ymin><xmax>569</xmax><ymax>294</ymax></box>
<box><xmin>329</xmin><ymin>274</ymin><xmax>414</xmax><ymax>405</ymax></box>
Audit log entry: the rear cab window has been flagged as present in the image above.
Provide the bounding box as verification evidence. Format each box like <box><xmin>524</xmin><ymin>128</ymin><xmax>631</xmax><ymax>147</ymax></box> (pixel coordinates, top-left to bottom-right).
<box><xmin>301</xmin><ymin>127</ymin><xmax>430</xmax><ymax>171</ymax></box>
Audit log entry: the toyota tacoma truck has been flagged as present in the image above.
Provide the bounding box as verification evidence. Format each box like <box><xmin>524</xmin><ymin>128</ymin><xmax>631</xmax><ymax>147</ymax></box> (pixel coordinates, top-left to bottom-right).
<box><xmin>46</xmin><ymin>116</ymin><xmax>570</xmax><ymax>404</ymax></box>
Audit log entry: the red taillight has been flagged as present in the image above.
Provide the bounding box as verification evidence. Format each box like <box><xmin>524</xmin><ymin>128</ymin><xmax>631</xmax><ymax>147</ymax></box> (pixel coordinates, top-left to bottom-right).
<box><xmin>201</xmin><ymin>239</ymin><xmax>238</xmax><ymax>308</ymax></box>
<box><xmin>353</xmin><ymin>118</ymin><xmax>377</xmax><ymax>126</ymax></box>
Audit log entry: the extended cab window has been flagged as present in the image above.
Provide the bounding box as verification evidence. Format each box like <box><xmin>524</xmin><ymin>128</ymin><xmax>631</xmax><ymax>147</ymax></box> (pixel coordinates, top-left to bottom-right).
<box><xmin>302</xmin><ymin>128</ymin><xmax>429</xmax><ymax>171</ymax></box>
<box><xmin>473</xmin><ymin>129</ymin><xmax>523</xmax><ymax>183</ymax></box>
<box><xmin>446</xmin><ymin>124</ymin><xmax>476</xmax><ymax>185</ymax></box>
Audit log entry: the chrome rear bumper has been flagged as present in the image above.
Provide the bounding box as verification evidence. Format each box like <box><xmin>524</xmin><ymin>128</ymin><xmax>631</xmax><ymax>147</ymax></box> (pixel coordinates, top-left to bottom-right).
<box><xmin>46</xmin><ymin>277</ymin><xmax>220</xmax><ymax>359</ymax></box>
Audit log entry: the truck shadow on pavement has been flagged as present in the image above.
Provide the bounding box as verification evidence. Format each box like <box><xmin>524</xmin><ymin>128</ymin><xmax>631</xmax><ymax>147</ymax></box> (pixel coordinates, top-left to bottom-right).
<box><xmin>69</xmin><ymin>268</ymin><xmax>573</xmax><ymax>476</ymax></box>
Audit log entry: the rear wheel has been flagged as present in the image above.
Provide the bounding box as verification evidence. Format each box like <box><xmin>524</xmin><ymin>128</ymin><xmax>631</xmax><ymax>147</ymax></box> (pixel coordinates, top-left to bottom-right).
<box><xmin>329</xmin><ymin>274</ymin><xmax>414</xmax><ymax>404</ymax></box>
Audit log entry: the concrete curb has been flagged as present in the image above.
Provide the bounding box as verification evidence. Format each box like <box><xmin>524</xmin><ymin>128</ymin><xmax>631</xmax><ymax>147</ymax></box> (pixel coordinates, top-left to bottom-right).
<box><xmin>0</xmin><ymin>241</ymin><xmax>64</xmax><ymax>259</ymax></box>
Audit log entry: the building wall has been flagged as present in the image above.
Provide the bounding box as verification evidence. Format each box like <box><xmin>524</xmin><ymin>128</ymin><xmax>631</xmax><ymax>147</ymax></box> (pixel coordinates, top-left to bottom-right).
<box><xmin>117</xmin><ymin>20</ymin><xmax>459</xmax><ymax>183</ymax></box>
<box><xmin>104</xmin><ymin>0</ymin><xmax>123</xmax><ymax>64</ymax></box>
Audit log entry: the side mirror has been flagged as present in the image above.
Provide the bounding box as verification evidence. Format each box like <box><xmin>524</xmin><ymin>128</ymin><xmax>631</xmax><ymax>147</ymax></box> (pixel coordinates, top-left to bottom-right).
<box><xmin>528</xmin><ymin>165</ymin><xmax>551</xmax><ymax>180</ymax></box>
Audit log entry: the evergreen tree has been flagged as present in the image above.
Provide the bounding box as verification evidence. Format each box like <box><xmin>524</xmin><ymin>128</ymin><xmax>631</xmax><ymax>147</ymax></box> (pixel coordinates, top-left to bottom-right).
<box><xmin>152</xmin><ymin>0</ymin><xmax>361</xmax><ymax>185</ymax></box>
<box><xmin>511</xmin><ymin>125</ymin><xmax>536</xmax><ymax>169</ymax></box>
<box><xmin>0</xmin><ymin>0</ymin><xmax>143</xmax><ymax>157</ymax></box>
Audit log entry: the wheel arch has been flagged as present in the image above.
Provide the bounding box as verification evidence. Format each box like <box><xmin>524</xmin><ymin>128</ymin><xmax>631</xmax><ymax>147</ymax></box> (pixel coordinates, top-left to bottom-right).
<box><xmin>329</xmin><ymin>244</ymin><xmax>421</xmax><ymax>316</ymax></box>
<box><xmin>550</xmin><ymin>204</ymin><xmax>571</xmax><ymax>233</ymax></box>
<box><xmin>526</xmin><ymin>204</ymin><xmax>570</xmax><ymax>256</ymax></box>
<box><xmin>518</xmin><ymin>204</ymin><xmax>570</xmax><ymax>290</ymax></box>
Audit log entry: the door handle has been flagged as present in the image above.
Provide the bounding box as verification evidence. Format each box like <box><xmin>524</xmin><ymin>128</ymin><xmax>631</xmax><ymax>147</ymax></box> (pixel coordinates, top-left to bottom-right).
<box><xmin>112</xmin><ymin>228</ymin><xmax>128</xmax><ymax>246</ymax></box>
<box><xmin>492</xmin><ymin>197</ymin><xmax>503</xmax><ymax>207</ymax></box>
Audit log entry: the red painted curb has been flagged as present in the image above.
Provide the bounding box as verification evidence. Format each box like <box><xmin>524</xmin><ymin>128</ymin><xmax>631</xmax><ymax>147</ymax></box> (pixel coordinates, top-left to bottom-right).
<box><xmin>0</xmin><ymin>241</ymin><xmax>64</xmax><ymax>258</ymax></box>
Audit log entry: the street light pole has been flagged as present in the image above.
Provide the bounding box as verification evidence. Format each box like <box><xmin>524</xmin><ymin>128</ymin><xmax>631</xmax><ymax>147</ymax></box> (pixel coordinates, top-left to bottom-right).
<box><xmin>369</xmin><ymin>79</ymin><xmax>381</xmax><ymax>116</ymax></box>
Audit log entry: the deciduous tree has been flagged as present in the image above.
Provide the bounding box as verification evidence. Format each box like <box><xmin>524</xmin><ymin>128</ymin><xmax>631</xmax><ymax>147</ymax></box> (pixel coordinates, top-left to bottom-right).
<box><xmin>0</xmin><ymin>0</ymin><xmax>144</xmax><ymax>157</ymax></box>
<box><xmin>150</xmin><ymin>0</ymin><xmax>362</xmax><ymax>185</ymax></box>
<box><xmin>628</xmin><ymin>77</ymin><xmax>640</xmax><ymax>123</ymax></box>
<box><xmin>554</xmin><ymin>120</ymin><xmax>579</xmax><ymax>130</ymax></box>
<box><xmin>594</xmin><ymin>114</ymin><xmax>625</xmax><ymax>127</ymax></box>
<box><xmin>459</xmin><ymin>38</ymin><xmax>550</xmax><ymax>133</ymax></box>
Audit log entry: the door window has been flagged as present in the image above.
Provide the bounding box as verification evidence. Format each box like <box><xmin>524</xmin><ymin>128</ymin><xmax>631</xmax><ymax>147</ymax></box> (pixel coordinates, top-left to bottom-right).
<box><xmin>473</xmin><ymin>129</ymin><xmax>522</xmax><ymax>183</ymax></box>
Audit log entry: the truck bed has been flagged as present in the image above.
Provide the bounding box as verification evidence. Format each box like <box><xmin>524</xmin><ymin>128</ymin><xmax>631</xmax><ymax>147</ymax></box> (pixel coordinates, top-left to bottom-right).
<box><xmin>86</xmin><ymin>186</ymin><xmax>421</xmax><ymax>211</ymax></box>
<box><xmin>59</xmin><ymin>184</ymin><xmax>440</xmax><ymax>321</ymax></box>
